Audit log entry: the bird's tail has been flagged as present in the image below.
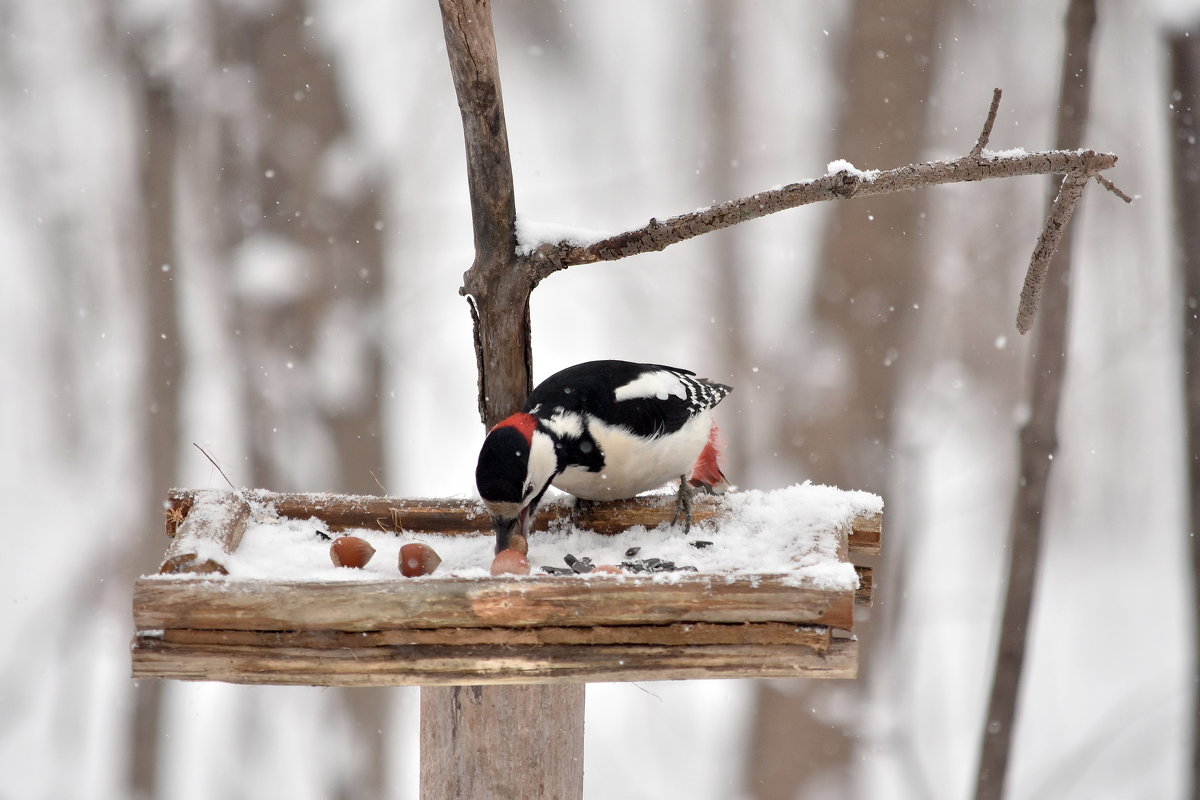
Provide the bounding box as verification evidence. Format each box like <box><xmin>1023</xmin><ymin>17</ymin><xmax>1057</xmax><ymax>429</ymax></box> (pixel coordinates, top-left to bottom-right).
<box><xmin>689</xmin><ymin>423</ymin><xmax>731</xmax><ymax>493</ymax></box>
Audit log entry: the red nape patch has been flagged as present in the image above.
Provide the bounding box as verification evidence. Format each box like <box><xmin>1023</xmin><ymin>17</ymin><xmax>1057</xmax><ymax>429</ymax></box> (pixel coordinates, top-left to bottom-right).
<box><xmin>492</xmin><ymin>412</ymin><xmax>538</xmax><ymax>443</ymax></box>
<box><xmin>689</xmin><ymin>423</ymin><xmax>731</xmax><ymax>491</ymax></box>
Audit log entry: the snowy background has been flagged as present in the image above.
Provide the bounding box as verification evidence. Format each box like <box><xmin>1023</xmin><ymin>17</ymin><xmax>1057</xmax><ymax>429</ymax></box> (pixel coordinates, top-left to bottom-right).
<box><xmin>0</xmin><ymin>1</ymin><xmax>1194</xmax><ymax>798</ymax></box>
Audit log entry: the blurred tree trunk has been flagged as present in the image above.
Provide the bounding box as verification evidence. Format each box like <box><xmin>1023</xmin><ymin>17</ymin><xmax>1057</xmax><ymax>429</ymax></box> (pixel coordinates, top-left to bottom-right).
<box><xmin>196</xmin><ymin>1</ymin><xmax>392</xmax><ymax>796</ymax></box>
<box><xmin>1167</xmin><ymin>25</ymin><xmax>1200</xmax><ymax>800</ymax></box>
<box><xmin>702</xmin><ymin>1</ymin><xmax>750</xmax><ymax>477</ymax></box>
<box><xmin>126</xmin><ymin>51</ymin><xmax>182</xmax><ymax>800</ymax></box>
<box><xmin>973</xmin><ymin>2</ymin><xmax>1096</xmax><ymax>798</ymax></box>
<box><xmin>208</xmin><ymin>0</ymin><xmax>387</xmax><ymax>494</ymax></box>
<box><xmin>746</xmin><ymin>1</ymin><xmax>945</xmax><ymax>797</ymax></box>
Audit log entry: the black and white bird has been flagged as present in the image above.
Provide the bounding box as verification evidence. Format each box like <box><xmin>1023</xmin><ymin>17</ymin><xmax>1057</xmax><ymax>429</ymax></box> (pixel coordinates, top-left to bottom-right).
<box><xmin>475</xmin><ymin>360</ymin><xmax>733</xmax><ymax>553</ymax></box>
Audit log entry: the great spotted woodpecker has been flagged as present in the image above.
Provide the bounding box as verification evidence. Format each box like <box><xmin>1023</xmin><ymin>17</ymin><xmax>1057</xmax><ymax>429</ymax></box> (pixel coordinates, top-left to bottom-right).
<box><xmin>475</xmin><ymin>360</ymin><xmax>732</xmax><ymax>553</ymax></box>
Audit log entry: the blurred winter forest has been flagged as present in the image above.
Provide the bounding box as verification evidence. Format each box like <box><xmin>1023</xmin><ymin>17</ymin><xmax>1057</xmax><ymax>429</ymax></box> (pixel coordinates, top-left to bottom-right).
<box><xmin>1</xmin><ymin>0</ymin><xmax>1194</xmax><ymax>798</ymax></box>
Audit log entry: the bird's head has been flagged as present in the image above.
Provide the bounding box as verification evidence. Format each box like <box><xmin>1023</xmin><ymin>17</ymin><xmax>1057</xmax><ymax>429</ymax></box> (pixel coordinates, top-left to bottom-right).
<box><xmin>475</xmin><ymin>413</ymin><xmax>559</xmax><ymax>554</ymax></box>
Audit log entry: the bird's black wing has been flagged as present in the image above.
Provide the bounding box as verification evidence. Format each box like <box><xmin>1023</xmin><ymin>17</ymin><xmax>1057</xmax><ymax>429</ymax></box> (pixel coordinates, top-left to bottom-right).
<box><xmin>526</xmin><ymin>360</ymin><xmax>731</xmax><ymax>440</ymax></box>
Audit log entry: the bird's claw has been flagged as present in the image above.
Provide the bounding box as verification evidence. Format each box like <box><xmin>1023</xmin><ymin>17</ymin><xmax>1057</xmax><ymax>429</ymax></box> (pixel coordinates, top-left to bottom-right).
<box><xmin>671</xmin><ymin>475</ymin><xmax>694</xmax><ymax>533</ymax></box>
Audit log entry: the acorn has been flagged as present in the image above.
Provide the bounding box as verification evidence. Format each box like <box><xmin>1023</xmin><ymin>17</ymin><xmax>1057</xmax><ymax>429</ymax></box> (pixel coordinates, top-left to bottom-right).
<box><xmin>330</xmin><ymin>536</ymin><xmax>375</xmax><ymax>568</ymax></box>
<box><xmin>591</xmin><ymin>564</ymin><xmax>622</xmax><ymax>575</ymax></box>
<box><xmin>399</xmin><ymin>542</ymin><xmax>442</xmax><ymax>577</ymax></box>
<box><xmin>490</xmin><ymin>548</ymin><xmax>531</xmax><ymax>576</ymax></box>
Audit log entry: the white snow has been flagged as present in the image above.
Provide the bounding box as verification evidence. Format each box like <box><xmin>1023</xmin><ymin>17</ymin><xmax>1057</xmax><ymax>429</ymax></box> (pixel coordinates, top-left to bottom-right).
<box><xmin>151</xmin><ymin>483</ymin><xmax>879</xmax><ymax>592</ymax></box>
<box><xmin>980</xmin><ymin>146</ymin><xmax>1029</xmax><ymax>159</ymax></box>
<box><xmin>826</xmin><ymin>158</ymin><xmax>881</xmax><ymax>181</ymax></box>
<box><xmin>514</xmin><ymin>215</ymin><xmax>612</xmax><ymax>256</ymax></box>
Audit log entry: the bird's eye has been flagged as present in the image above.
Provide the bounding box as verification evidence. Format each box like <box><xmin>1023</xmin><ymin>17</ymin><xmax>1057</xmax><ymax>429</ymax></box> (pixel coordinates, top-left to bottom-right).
<box><xmin>522</xmin><ymin>482</ymin><xmax>533</xmax><ymax>498</ymax></box>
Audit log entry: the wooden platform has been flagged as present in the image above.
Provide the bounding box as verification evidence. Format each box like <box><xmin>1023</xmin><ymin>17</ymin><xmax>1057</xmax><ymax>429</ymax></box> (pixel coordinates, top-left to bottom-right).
<box><xmin>131</xmin><ymin>488</ymin><xmax>881</xmax><ymax>686</ymax></box>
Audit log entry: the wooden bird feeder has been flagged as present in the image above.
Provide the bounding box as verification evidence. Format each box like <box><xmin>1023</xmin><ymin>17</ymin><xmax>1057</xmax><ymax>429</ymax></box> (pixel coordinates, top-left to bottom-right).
<box><xmin>131</xmin><ymin>486</ymin><xmax>882</xmax><ymax>685</ymax></box>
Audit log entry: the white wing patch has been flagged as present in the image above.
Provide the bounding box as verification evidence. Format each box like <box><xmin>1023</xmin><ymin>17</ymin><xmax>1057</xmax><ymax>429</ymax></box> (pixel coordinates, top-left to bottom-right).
<box><xmin>542</xmin><ymin>409</ymin><xmax>584</xmax><ymax>439</ymax></box>
<box><xmin>613</xmin><ymin>370</ymin><xmax>687</xmax><ymax>403</ymax></box>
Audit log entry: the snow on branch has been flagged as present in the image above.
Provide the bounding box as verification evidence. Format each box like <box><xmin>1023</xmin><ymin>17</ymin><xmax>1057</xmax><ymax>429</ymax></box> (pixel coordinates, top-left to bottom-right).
<box><xmin>524</xmin><ymin>88</ymin><xmax>1127</xmax><ymax>334</ymax></box>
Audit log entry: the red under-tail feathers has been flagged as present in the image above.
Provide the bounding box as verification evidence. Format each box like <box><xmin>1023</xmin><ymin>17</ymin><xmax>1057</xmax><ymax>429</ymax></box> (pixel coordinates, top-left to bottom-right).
<box><xmin>689</xmin><ymin>423</ymin><xmax>731</xmax><ymax>493</ymax></box>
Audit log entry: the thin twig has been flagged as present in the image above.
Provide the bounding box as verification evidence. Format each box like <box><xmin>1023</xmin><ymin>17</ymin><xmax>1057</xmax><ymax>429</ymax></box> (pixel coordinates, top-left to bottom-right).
<box><xmin>192</xmin><ymin>442</ymin><xmax>237</xmax><ymax>492</ymax></box>
<box><xmin>1016</xmin><ymin>169</ymin><xmax>1090</xmax><ymax>334</ymax></box>
<box><xmin>971</xmin><ymin>87</ymin><xmax>1004</xmax><ymax>157</ymax></box>
<box><xmin>1094</xmin><ymin>173</ymin><xmax>1134</xmax><ymax>203</ymax></box>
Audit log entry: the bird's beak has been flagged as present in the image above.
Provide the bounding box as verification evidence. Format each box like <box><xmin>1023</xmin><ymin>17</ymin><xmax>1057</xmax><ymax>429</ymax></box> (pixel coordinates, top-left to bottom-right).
<box><xmin>492</xmin><ymin>515</ymin><xmax>517</xmax><ymax>554</ymax></box>
<box><xmin>492</xmin><ymin>506</ymin><xmax>530</xmax><ymax>555</ymax></box>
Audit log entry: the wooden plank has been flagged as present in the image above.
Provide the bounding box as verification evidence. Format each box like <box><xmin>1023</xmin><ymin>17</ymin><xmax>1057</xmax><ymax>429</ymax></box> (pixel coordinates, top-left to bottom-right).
<box><xmin>167</xmin><ymin>489</ymin><xmax>883</xmax><ymax>555</ymax></box>
<box><xmin>855</xmin><ymin>566</ymin><xmax>874</xmax><ymax>607</ymax></box>
<box><xmin>130</xmin><ymin>635</ymin><xmax>858</xmax><ymax>685</ymax></box>
<box><xmin>848</xmin><ymin>510</ymin><xmax>882</xmax><ymax>555</ymax></box>
<box><xmin>160</xmin><ymin>622</ymin><xmax>833</xmax><ymax>650</ymax></box>
<box><xmin>159</xmin><ymin>491</ymin><xmax>251</xmax><ymax>575</ymax></box>
<box><xmin>133</xmin><ymin>574</ymin><xmax>856</xmax><ymax>632</ymax></box>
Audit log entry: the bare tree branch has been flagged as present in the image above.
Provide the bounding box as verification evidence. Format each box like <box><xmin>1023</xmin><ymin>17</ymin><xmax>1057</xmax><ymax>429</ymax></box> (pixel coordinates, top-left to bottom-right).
<box><xmin>973</xmin><ymin>1</ymin><xmax>1098</xmax><ymax>798</ymax></box>
<box><xmin>439</xmin><ymin>0</ymin><xmax>531</xmax><ymax>424</ymax></box>
<box><xmin>525</xmin><ymin>94</ymin><xmax>1120</xmax><ymax>334</ymax></box>
<box><xmin>1017</xmin><ymin>169</ymin><xmax>1090</xmax><ymax>334</ymax></box>
<box><xmin>439</xmin><ymin>0</ymin><xmax>517</xmax><ymax>263</ymax></box>
<box><xmin>1094</xmin><ymin>172</ymin><xmax>1134</xmax><ymax>203</ymax></box>
<box><xmin>530</xmin><ymin>147</ymin><xmax>1116</xmax><ymax>281</ymax></box>
<box><xmin>971</xmin><ymin>87</ymin><xmax>1004</xmax><ymax>157</ymax></box>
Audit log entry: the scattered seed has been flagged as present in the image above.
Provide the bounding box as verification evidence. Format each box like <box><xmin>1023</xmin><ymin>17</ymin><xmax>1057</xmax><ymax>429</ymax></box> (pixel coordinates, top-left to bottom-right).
<box><xmin>618</xmin><ymin>557</ymin><xmax>697</xmax><ymax>574</ymax></box>
<box><xmin>314</xmin><ymin>529</ymin><xmax>332</xmax><ymax>541</ymax></box>
<box><xmin>624</xmin><ymin>546</ymin><xmax>641</xmax><ymax>558</ymax></box>
<box><xmin>690</xmin><ymin>540</ymin><xmax>713</xmax><ymax>549</ymax></box>
<box><xmin>541</xmin><ymin>566</ymin><xmax>574</xmax><ymax>576</ymax></box>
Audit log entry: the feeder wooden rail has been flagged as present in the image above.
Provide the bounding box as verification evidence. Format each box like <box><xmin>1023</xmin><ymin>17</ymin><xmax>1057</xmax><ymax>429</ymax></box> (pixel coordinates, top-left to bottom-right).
<box><xmin>133</xmin><ymin>488</ymin><xmax>882</xmax><ymax>686</ymax></box>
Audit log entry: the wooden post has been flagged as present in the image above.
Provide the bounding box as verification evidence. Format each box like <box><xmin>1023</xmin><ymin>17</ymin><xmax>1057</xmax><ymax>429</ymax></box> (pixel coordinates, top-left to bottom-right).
<box><xmin>420</xmin><ymin>686</ymin><xmax>585</xmax><ymax>799</ymax></box>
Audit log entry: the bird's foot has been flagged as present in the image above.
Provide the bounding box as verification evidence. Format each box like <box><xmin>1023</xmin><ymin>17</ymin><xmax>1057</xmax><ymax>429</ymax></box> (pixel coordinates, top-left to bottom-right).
<box><xmin>671</xmin><ymin>475</ymin><xmax>694</xmax><ymax>533</ymax></box>
<box><xmin>570</xmin><ymin>497</ymin><xmax>598</xmax><ymax>528</ymax></box>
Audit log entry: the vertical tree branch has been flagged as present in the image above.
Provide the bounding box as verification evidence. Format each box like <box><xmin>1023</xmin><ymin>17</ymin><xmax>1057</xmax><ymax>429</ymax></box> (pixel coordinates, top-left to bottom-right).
<box><xmin>971</xmin><ymin>87</ymin><xmax>1003</xmax><ymax>158</ymax></box>
<box><xmin>440</xmin><ymin>0</ymin><xmax>533</xmax><ymax>426</ymax></box>
<box><xmin>1167</xmin><ymin>26</ymin><xmax>1200</xmax><ymax>800</ymax></box>
<box><xmin>128</xmin><ymin>65</ymin><xmax>180</xmax><ymax>800</ymax></box>
<box><xmin>973</xmin><ymin>1</ymin><xmax>1097</xmax><ymax>798</ymax></box>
